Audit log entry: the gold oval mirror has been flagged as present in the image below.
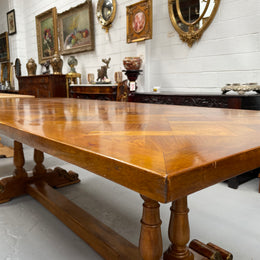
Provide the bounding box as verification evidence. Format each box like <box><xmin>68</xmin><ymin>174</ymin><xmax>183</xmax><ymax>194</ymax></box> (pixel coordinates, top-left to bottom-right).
<box><xmin>97</xmin><ymin>0</ymin><xmax>116</xmax><ymax>32</ymax></box>
<box><xmin>168</xmin><ymin>0</ymin><xmax>220</xmax><ymax>47</ymax></box>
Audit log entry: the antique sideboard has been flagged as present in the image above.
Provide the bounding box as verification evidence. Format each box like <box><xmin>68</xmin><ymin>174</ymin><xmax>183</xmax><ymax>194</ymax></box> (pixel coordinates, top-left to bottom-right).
<box><xmin>70</xmin><ymin>83</ymin><xmax>118</xmax><ymax>100</ymax></box>
<box><xmin>70</xmin><ymin>88</ymin><xmax>260</xmax><ymax>110</ymax></box>
<box><xmin>132</xmin><ymin>92</ymin><xmax>260</xmax><ymax>110</ymax></box>
<box><xmin>18</xmin><ymin>74</ymin><xmax>66</xmax><ymax>98</ymax></box>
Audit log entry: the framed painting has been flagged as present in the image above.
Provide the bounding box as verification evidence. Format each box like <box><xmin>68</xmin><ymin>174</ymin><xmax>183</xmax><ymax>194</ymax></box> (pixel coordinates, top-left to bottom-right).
<box><xmin>0</xmin><ymin>32</ymin><xmax>10</xmax><ymax>62</ymax></box>
<box><xmin>1</xmin><ymin>62</ymin><xmax>11</xmax><ymax>84</ymax></box>
<box><xmin>7</xmin><ymin>9</ymin><xmax>16</xmax><ymax>35</ymax></box>
<box><xmin>126</xmin><ymin>0</ymin><xmax>152</xmax><ymax>43</ymax></box>
<box><xmin>58</xmin><ymin>0</ymin><xmax>94</xmax><ymax>55</ymax></box>
<box><xmin>35</xmin><ymin>7</ymin><xmax>58</xmax><ymax>64</ymax></box>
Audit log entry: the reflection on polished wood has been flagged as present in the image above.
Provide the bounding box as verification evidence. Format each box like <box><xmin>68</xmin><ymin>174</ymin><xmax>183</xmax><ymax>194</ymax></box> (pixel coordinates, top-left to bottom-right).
<box><xmin>0</xmin><ymin>98</ymin><xmax>256</xmax><ymax>259</ymax></box>
<box><xmin>0</xmin><ymin>93</ymin><xmax>34</xmax><ymax>98</ymax></box>
<box><xmin>0</xmin><ymin>94</ymin><xmax>34</xmax><ymax>158</ymax></box>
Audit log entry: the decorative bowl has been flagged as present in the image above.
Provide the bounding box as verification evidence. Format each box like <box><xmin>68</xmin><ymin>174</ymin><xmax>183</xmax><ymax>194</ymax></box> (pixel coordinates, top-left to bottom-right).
<box><xmin>123</xmin><ymin>57</ymin><xmax>142</xmax><ymax>70</ymax></box>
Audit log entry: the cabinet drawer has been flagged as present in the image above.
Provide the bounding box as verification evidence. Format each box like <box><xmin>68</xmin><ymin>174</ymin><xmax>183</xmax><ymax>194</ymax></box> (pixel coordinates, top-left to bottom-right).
<box><xmin>37</xmin><ymin>88</ymin><xmax>51</xmax><ymax>98</ymax></box>
<box><xmin>40</xmin><ymin>84</ymin><xmax>50</xmax><ymax>90</ymax></box>
<box><xmin>18</xmin><ymin>75</ymin><xmax>66</xmax><ymax>97</ymax></box>
<box><xmin>39</xmin><ymin>77</ymin><xmax>49</xmax><ymax>84</ymax></box>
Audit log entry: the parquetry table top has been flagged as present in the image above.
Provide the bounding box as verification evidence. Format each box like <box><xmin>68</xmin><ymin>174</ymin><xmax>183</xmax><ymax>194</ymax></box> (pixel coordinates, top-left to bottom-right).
<box><xmin>0</xmin><ymin>98</ymin><xmax>259</xmax><ymax>202</ymax></box>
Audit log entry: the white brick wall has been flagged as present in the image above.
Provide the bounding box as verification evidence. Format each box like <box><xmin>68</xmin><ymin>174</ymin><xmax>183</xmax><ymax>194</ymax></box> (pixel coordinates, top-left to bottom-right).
<box><xmin>0</xmin><ymin>1</ymin><xmax>8</xmax><ymax>31</ymax></box>
<box><xmin>150</xmin><ymin>0</ymin><xmax>260</xmax><ymax>93</ymax></box>
<box><xmin>2</xmin><ymin>0</ymin><xmax>260</xmax><ymax>93</ymax></box>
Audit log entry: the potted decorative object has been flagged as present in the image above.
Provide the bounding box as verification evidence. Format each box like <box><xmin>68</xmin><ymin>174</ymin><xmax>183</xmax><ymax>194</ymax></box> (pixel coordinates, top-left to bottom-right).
<box><xmin>114</xmin><ymin>71</ymin><xmax>122</xmax><ymax>83</ymax></box>
<box><xmin>88</xmin><ymin>73</ymin><xmax>95</xmax><ymax>84</ymax></box>
<box><xmin>122</xmin><ymin>57</ymin><xmax>143</xmax><ymax>84</ymax></box>
<box><xmin>26</xmin><ymin>58</ymin><xmax>37</xmax><ymax>76</ymax></box>
<box><xmin>50</xmin><ymin>52</ymin><xmax>63</xmax><ymax>74</ymax></box>
<box><xmin>68</xmin><ymin>56</ymin><xmax>78</xmax><ymax>73</ymax></box>
<box><xmin>96</xmin><ymin>57</ymin><xmax>111</xmax><ymax>83</ymax></box>
<box><xmin>123</xmin><ymin>57</ymin><xmax>142</xmax><ymax>71</ymax></box>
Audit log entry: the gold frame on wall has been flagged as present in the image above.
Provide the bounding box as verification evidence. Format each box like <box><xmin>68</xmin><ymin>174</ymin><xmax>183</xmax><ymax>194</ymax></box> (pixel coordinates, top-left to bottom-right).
<box><xmin>35</xmin><ymin>7</ymin><xmax>58</xmax><ymax>64</ymax></box>
<box><xmin>96</xmin><ymin>0</ymin><xmax>117</xmax><ymax>33</ymax></box>
<box><xmin>168</xmin><ymin>0</ymin><xmax>221</xmax><ymax>47</ymax></box>
<box><xmin>126</xmin><ymin>0</ymin><xmax>153</xmax><ymax>44</ymax></box>
<box><xmin>0</xmin><ymin>32</ymin><xmax>10</xmax><ymax>62</ymax></box>
<box><xmin>7</xmin><ymin>9</ymin><xmax>16</xmax><ymax>35</ymax></box>
<box><xmin>1</xmin><ymin>62</ymin><xmax>11</xmax><ymax>84</ymax></box>
<box><xmin>58</xmin><ymin>0</ymin><xmax>95</xmax><ymax>55</ymax></box>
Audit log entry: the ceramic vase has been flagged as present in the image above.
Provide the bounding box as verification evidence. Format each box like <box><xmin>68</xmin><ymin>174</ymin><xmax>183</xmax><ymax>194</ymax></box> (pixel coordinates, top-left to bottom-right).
<box><xmin>50</xmin><ymin>52</ymin><xmax>63</xmax><ymax>74</ymax></box>
<box><xmin>26</xmin><ymin>58</ymin><xmax>37</xmax><ymax>76</ymax></box>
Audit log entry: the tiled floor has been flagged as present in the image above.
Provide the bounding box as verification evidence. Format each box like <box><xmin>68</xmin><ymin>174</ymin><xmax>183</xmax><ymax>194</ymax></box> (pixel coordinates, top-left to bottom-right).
<box><xmin>0</xmin><ymin>138</ymin><xmax>259</xmax><ymax>260</ymax></box>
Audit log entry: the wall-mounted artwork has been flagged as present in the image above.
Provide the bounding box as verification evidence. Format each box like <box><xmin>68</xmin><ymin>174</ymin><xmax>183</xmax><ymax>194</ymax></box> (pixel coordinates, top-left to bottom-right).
<box><xmin>35</xmin><ymin>7</ymin><xmax>58</xmax><ymax>64</ymax></box>
<box><xmin>7</xmin><ymin>9</ymin><xmax>16</xmax><ymax>35</ymax></box>
<box><xmin>96</xmin><ymin>0</ymin><xmax>117</xmax><ymax>32</ymax></box>
<box><xmin>126</xmin><ymin>0</ymin><xmax>152</xmax><ymax>43</ymax></box>
<box><xmin>0</xmin><ymin>32</ymin><xmax>10</xmax><ymax>62</ymax></box>
<box><xmin>1</xmin><ymin>62</ymin><xmax>11</xmax><ymax>84</ymax></box>
<box><xmin>58</xmin><ymin>0</ymin><xmax>94</xmax><ymax>55</ymax></box>
<box><xmin>168</xmin><ymin>0</ymin><xmax>220</xmax><ymax>47</ymax></box>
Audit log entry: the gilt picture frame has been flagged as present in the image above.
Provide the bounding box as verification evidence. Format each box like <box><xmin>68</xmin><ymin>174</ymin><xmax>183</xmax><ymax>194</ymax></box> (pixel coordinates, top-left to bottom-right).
<box><xmin>35</xmin><ymin>7</ymin><xmax>58</xmax><ymax>64</ymax></box>
<box><xmin>1</xmin><ymin>62</ymin><xmax>11</xmax><ymax>84</ymax></box>
<box><xmin>126</xmin><ymin>0</ymin><xmax>152</xmax><ymax>43</ymax></box>
<box><xmin>7</xmin><ymin>9</ymin><xmax>16</xmax><ymax>35</ymax></box>
<box><xmin>58</xmin><ymin>0</ymin><xmax>95</xmax><ymax>55</ymax></box>
<box><xmin>0</xmin><ymin>32</ymin><xmax>10</xmax><ymax>62</ymax></box>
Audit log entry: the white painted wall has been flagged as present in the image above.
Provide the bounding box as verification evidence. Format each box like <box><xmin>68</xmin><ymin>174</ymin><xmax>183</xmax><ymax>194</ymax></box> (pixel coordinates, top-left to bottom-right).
<box><xmin>0</xmin><ymin>0</ymin><xmax>9</xmax><ymax>31</ymax></box>
<box><xmin>3</xmin><ymin>0</ymin><xmax>260</xmax><ymax>93</ymax></box>
<box><xmin>150</xmin><ymin>0</ymin><xmax>260</xmax><ymax>93</ymax></box>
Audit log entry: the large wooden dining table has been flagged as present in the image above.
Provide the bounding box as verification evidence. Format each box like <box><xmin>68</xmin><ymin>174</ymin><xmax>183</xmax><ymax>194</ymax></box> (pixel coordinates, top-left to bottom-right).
<box><xmin>0</xmin><ymin>97</ymin><xmax>259</xmax><ymax>259</ymax></box>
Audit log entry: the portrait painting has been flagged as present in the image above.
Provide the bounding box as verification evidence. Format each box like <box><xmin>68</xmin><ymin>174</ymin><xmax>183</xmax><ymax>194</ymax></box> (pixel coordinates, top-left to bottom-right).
<box><xmin>133</xmin><ymin>11</ymin><xmax>146</xmax><ymax>33</ymax></box>
<box><xmin>0</xmin><ymin>32</ymin><xmax>10</xmax><ymax>62</ymax></box>
<box><xmin>35</xmin><ymin>7</ymin><xmax>58</xmax><ymax>64</ymax></box>
<box><xmin>58</xmin><ymin>1</ymin><xmax>94</xmax><ymax>55</ymax></box>
<box><xmin>7</xmin><ymin>9</ymin><xmax>16</xmax><ymax>35</ymax></box>
<box><xmin>1</xmin><ymin>62</ymin><xmax>11</xmax><ymax>84</ymax></box>
<box><xmin>126</xmin><ymin>0</ymin><xmax>152</xmax><ymax>43</ymax></box>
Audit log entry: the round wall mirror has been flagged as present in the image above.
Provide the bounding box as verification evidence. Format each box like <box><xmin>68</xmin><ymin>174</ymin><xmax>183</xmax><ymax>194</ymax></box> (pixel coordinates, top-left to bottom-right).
<box><xmin>168</xmin><ymin>0</ymin><xmax>220</xmax><ymax>47</ymax></box>
<box><xmin>97</xmin><ymin>0</ymin><xmax>116</xmax><ymax>32</ymax></box>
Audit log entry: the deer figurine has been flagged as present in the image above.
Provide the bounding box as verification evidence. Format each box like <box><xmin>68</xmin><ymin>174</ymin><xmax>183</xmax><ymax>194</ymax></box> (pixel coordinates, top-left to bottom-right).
<box><xmin>97</xmin><ymin>57</ymin><xmax>111</xmax><ymax>82</ymax></box>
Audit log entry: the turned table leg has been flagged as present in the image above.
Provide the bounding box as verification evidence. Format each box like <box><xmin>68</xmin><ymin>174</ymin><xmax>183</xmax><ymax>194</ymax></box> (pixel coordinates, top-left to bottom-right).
<box><xmin>139</xmin><ymin>195</ymin><xmax>163</xmax><ymax>260</ymax></box>
<box><xmin>0</xmin><ymin>141</ymin><xmax>28</xmax><ymax>203</ymax></box>
<box><xmin>13</xmin><ymin>141</ymin><xmax>27</xmax><ymax>178</ymax></box>
<box><xmin>164</xmin><ymin>196</ymin><xmax>194</xmax><ymax>260</ymax></box>
<box><xmin>31</xmin><ymin>148</ymin><xmax>80</xmax><ymax>187</ymax></box>
<box><xmin>33</xmin><ymin>149</ymin><xmax>47</xmax><ymax>176</ymax></box>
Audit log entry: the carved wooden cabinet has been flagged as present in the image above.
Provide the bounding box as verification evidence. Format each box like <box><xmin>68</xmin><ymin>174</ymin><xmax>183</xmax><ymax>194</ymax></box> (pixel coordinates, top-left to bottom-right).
<box><xmin>18</xmin><ymin>75</ymin><xmax>66</xmax><ymax>98</ymax></box>
<box><xmin>132</xmin><ymin>92</ymin><xmax>260</xmax><ymax>110</ymax></box>
<box><xmin>70</xmin><ymin>83</ymin><xmax>118</xmax><ymax>100</ymax></box>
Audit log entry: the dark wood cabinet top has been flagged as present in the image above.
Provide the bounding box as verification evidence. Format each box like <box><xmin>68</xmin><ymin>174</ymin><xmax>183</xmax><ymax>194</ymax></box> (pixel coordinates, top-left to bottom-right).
<box><xmin>134</xmin><ymin>91</ymin><xmax>260</xmax><ymax>98</ymax></box>
<box><xmin>18</xmin><ymin>74</ymin><xmax>66</xmax><ymax>98</ymax></box>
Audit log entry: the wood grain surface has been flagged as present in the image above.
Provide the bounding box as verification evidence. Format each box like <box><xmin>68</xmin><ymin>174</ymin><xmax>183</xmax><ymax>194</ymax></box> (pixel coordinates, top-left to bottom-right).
<box><xmin>0</xmin><ymin>98</ymin><xmax>259</xmax><ymax>203</ymax></box>
<box><xmin>0</xmin><ymin>93</ymin><xmax>34</xmax><ymax>98</ymax></box>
